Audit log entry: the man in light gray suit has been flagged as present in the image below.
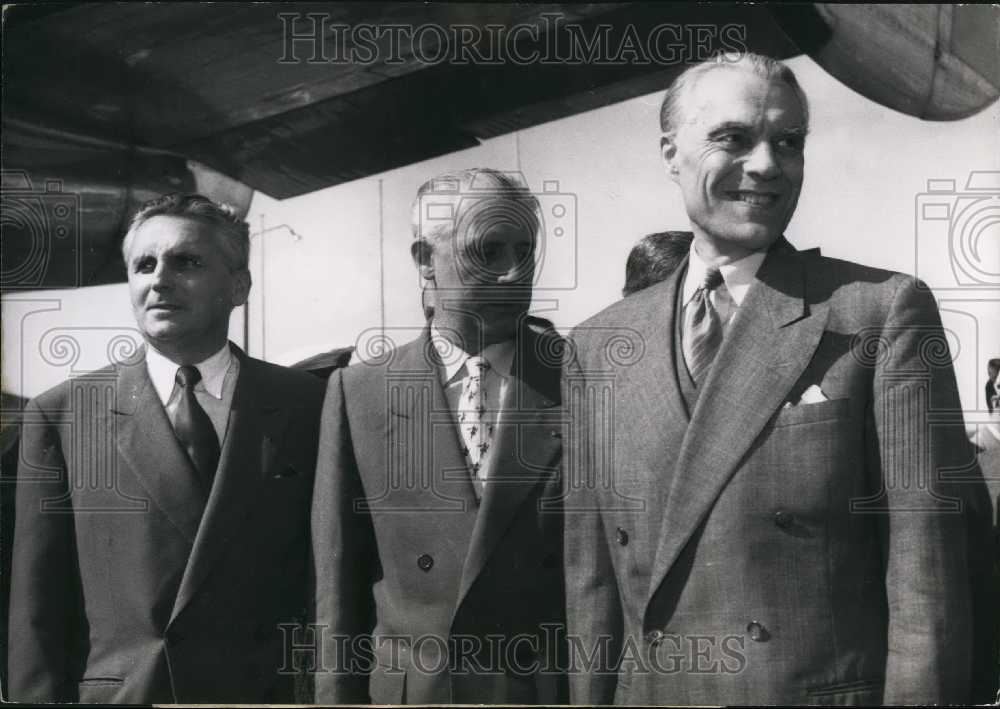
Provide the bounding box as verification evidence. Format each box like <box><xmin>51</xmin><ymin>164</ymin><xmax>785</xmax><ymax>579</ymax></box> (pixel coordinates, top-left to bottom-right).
<box><xmin>311</xmin><ymin>169</ymin><xmax>566</xmax><ymax>705</ymax></box>
<box><xmin>563</xmin><ymin>52</ymin><xmax>994</xmax><ymax>705</ymax></box>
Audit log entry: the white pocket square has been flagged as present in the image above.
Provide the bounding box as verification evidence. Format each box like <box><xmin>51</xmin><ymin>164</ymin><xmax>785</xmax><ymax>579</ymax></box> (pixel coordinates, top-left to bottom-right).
<box><xmin>782</xmin><ymin>384</ymin><xmax>828</xmax><ymax>408</ymax></box>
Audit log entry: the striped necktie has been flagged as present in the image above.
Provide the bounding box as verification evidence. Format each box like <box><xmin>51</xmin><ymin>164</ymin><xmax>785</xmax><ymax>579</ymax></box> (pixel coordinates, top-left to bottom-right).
<box><xmin>682</xmin><ymin>268</ymin><xmax>728</xmax><ymax>384</ymax></box>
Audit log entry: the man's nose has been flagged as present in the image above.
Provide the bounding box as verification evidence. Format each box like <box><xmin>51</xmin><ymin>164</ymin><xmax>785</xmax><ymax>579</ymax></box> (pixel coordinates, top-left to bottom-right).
<box><xmin>150</xmin><ymin>263</ymin><xmax>173</xmax><ymax>291</ymax></box>
<box><xmin>495</xmin><ymin>251</ymin><xmax>533</xmax><ymax>284</ymax></box>
<box><xmin>745</xmin><ymin>141</ymin><xmax>781</xmax><ymax>179</ymax></box>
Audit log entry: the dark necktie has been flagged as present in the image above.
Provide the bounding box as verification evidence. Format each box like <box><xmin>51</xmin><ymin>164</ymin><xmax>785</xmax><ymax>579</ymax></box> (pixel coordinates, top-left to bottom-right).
<box><xmin>174</xmin><ymin>365</ymin><xmax>220</xmax><ymax>490</ymax></box>
<box><xmin>682</xmin><ymin>267</ymin><xmax>727</xmax><ymax>384</ymax></box>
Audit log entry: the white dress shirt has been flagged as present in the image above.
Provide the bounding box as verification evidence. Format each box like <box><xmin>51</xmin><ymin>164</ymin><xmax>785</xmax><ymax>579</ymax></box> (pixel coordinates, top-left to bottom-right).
<box><xmin>681</xmin><ymin>241</ymin><xmax>767</xmax><ymax>327</ymax></box>
<box><xmin>145</xmin><ymin>343</ymin><xmax>239</xmax><ymax>445</ymax></box>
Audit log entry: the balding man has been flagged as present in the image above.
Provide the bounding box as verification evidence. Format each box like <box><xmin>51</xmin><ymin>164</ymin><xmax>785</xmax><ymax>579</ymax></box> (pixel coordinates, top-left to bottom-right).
<box><xmin>311</xmin><ymin>168</ymin><xmax>566</xmax><ymax>704</ymax></box>
<box><xmin>8</xmin><ymin>194</ymin><xmax>324</xmax><ymax>703</ymax></box>
<box><xmin>563</xmin><ymin>53</ymin><xmax>993</xmax><ymax>705</ymax></box>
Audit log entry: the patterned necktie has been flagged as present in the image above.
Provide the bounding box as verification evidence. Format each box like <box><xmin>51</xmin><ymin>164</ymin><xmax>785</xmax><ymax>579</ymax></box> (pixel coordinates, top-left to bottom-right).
<box><xmin>174</xmin><ymin>365</ymin><xmax>220</xmax><ymax>490</ymax></box>
<box><xmin>458</xmin><ymin>355</ymin><xmax>493</xmax><ymax>485</ymax></box>
<box><xmin>682</xmin><ymin>267</ymin><xmax>728</xmax><ymax>384</ymax></box>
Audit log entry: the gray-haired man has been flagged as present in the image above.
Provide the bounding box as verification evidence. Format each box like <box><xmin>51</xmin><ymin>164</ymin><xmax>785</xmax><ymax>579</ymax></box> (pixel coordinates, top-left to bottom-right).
<box><xmin>563</xmin><ymin>53</ymin><xmax>993</xmax><ymax>705</ymax></box>
<box><xmin>312</xmin><ymin>168</ymin><xmax>566</xmax><ymax>704</ymax></box>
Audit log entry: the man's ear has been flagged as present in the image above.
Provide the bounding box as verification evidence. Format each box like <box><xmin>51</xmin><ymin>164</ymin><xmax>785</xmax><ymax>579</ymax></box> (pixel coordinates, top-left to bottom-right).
<box><xmin>231</xmin><ymin>269</ymin><xmax>252</xmax><ymax>307</ymax></box>
<box><xmin>661</xmin><ymin>134</ymin><xmax>680</xmax><ymax>183</ymax></box>
<box><xmin>411</xmin><ymin>239</ymin><xmax>435</xmax><ymax>281</ymax></box>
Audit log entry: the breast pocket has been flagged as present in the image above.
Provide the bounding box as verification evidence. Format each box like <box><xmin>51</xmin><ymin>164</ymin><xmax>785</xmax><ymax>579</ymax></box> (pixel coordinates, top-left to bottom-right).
<box><xmin>771</xmin><ymin>397</ymin><xmax>850</xmax><ymax>428</ymax></box>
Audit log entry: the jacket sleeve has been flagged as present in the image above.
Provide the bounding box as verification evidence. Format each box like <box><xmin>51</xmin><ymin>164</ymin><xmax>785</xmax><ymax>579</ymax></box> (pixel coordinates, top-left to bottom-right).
<box><xmin>561</xmin><ymin>340</ymin><xmax>623</xmax><ymax>704</ymax></box>
<box><xmin>311</xmin><ymin>369</ymin><xmax>376</xmax><ymax>704</ymax></box>
<box><xmin>874</xmin><ymin>277</ymin><xmax>990</xmax><ymax>704</ymax></box>
<box><xmin>7</xmin><ymin>396</ymin><xmax>84</xmax><ymax>702</ymax></box>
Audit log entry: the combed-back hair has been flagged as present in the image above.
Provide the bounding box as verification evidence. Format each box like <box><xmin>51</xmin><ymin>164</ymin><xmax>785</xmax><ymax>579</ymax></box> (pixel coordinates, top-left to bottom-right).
<box><xmin>659</xmin><ymin>52</ymin><xmax>810</xmax><ymax>135</ymax></box>
<box><xmin>121</xmin><ymin>193</ymin><xmax>250</xmax><ymax>270</ymax></box>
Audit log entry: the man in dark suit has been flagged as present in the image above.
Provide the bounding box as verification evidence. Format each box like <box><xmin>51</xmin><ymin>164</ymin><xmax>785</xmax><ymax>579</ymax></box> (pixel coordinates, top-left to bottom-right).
<box><xmin>7</xmin><ymin>194</ymin><xmax>325</xmax><ymax>703</ymax></box>
<box><xmin>563</xmin><ymin>53</ymin><xmax>994</xmax><ymax>705</ymax></box>
<box><xmin>312</xmin><ymin>168</ymin><xmax>566</xmax><ymax>704</ymax></box>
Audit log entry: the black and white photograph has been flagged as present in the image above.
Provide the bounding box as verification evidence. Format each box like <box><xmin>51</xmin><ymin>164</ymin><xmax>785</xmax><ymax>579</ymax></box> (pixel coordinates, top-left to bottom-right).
<box><xmin>1</xmin><ymin>3</ymin><xmax>998</xmax><ymax>705</ymax></box>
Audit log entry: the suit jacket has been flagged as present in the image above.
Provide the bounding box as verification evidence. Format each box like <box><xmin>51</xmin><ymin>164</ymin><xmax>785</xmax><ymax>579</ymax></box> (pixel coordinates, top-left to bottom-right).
<box><xmin>563</xmin><ymin>241</ymin><xmax>994</xmax><ymax>705</ymax></box>
<box><xmin>7</xmin><ymin>343</ymin><xmax>325</xmax><ymax>704</ymax></box>
<box><xmin>312</xmin><ymin>322</ymin><xmax>567</xmax><ymax>704</ymax></box>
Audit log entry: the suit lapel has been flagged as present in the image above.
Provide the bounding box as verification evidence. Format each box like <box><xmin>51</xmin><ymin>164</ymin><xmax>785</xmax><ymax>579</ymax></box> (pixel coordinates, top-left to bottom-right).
<box><xmin>386</xmin><ymin>332</ymin><xmax>479</xmax><ymax>512</ymax></box>
<box><xmin>112</xmin><ymin>349</ymin><xmax>205</xmax><ymax>543</ymax></box>
<box><xmin>646</xmin><ymin>245</ymin><xmax>829</xmax><ymax>610</ymax></box>
<box><xmin>457</xmin><ymin>327</ymin><xmax>562</xmax><ymax>606</ymax></box>
<box><xmin>169</xmin><ymin>347</ymin><xmax>285</xmax><ymax>625</ymax></box>
<box><xmin>622</xmin><ymin>264</ymin><xmax>691</xmax><ymax>454</ymax></box>
<box><xmin>586</xmin><ymin>267</ymin><xmax>690</xmax><ymax>514</ymax></box>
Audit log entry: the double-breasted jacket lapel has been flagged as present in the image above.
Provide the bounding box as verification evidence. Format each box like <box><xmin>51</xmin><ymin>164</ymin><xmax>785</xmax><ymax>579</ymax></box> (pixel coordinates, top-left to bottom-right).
<box><xmin>627</xmin><ymin>264</ymin><xmax>691</xmax><ymax>442</ymax></box>
<box><xmin>111</xmin><ymin>343</ymin><xmax>294</xmax><ymax>626</ymax></box>
<box><xmin>591</xmin><ymin>266</ymin><xmax>689</xmax><ymax>512</ymax></box>
<box><xmin>169</xmin><ymin>346</ymin><xmax>288</xmax><ymax>624</ymax></box>
<box><xmin>645</xmin><ymin>244</ymin><xmax>829</xmax><ymax>616</ymax></box>
<box><xmin>457</xmin><ymin>327</ymin><xmax>562</xmax><ymax>606</ymax></box>
<box><xmin>112</xmin><ymin>350</ymin><xmax>205</xmax><ymax>544</ymax></box>
<box><xmin>382</xmin><ymin>331</ymin><xmax>480</xmax><ymax>514</ymax></box>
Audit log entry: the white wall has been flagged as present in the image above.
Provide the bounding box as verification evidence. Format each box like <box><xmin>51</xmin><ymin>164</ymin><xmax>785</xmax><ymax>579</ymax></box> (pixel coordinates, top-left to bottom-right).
<box><xmin>4</xmin><ymin>56</ymin><xmax>998</xmax><ymax>416</ymax></box>
<box><xmin>1</xmin><ymin>286</ymin><xmax>245</xmax><ymax>401</ymax></box>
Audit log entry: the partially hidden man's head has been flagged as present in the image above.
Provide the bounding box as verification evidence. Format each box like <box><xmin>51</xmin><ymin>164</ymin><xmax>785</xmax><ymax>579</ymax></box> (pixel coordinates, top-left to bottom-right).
<box><xmin>660</xmin><ymin>52</ymin><xmax>810</xmax><ymax>259</ymax></box>
<box><xmin>122</xmin><ymin>193</ymin><xmax>251</xmax><ymax>363</ymax></box>
<box><xmin>623</xmin><ymin>231</ymin><xmax>694</xmax><ymax>297</ymax></box>
<box><xmin>411</xmin><ymin>168</ymin><xmax>540</xmax><ymax>346</ymax></box>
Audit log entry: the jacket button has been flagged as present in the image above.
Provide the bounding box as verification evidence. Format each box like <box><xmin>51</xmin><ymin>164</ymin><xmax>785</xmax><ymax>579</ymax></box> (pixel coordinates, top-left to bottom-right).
<box><xmin>773</xmin><ymin>510</ymin><xmax>793</xmax><ymax>529</ymax></box>
<box><xmin>746</xmin><ymin>620</ymin><xmax>769</xmax><ymax>642</ymax></box>
<box><xmin>645</xmin><ymin>629</ymin><xmax>665</xmax><ymax>646</ymax></box>
<box><xmin>615</xmin><ymin>527</ymin><xmax>629</xmax><ymax>546</ymax></box>
<box><xmin>417</xmin><ymin>554</ymin><xmax>434</xmax><ymax>572</ymax></box>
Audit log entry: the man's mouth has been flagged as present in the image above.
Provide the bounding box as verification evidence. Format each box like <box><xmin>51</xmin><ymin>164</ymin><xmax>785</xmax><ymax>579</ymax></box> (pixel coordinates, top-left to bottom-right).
<box><xmin>726</xmin><ymin>191</ymin><xmax>780</xmax><ymax>207</ymax></box>
<box><xmin>147</xmin><ymin>303</ymin><xmax>182</xmax><ymax>312</ymax></box>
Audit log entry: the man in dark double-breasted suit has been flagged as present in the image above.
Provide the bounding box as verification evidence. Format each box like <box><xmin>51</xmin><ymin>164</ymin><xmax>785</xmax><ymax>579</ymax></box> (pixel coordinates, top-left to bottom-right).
<box><xmin>8</xmin><ymin>194</ymin><xmax>324</xmax><ymax>703</ymax></box>
<box><xmin>312</xmin><ymin>168</ymin><xmax>566</xmax><ymax>704</ymax></box>
<box><xmin>563</xmin><ymin>54</ymin><xmax>994</xmax><ymax>706</ymax></box>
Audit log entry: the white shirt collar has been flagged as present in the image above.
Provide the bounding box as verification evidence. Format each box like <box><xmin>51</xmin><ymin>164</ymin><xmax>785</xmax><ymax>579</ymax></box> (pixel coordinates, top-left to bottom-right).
<box><xmin>682</xmin><ymin>241</ymin><xmax>767</xmax><ymax>307</ymax></box>
<box><xmin>145</xmin><ymin>342</ymin><xmax>233</xmax><ymax>405</ymax></box>
<box><xmin>430</xmin><ymin>326</ymin><xmax>516</xmax><ymax>386</ymax></box>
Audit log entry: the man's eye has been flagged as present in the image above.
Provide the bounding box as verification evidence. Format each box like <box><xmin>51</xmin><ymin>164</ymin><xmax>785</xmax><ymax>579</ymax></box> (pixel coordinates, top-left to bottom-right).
<box><xmin>776</xmin><ymin>135</ymin><xmax>805</xmax><ymax>152</ymax></box>
<box><xmin>134</xmin><ymin>258</ymin><xmax>156</xmax><ymax>273</ymax></box>
<box><xmin>717</xmin><ymin>133</ymin><xmax>747</xmax><ymax>149</ymax></box>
